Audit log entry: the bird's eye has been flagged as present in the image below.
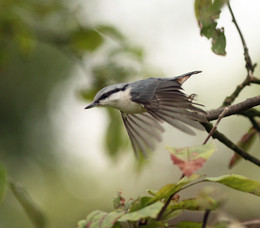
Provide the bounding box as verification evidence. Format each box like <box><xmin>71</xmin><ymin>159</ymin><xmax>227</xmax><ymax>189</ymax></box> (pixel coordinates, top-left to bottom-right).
<box><xmin>99</xmin><ymin>94</ymin><xmax>108</xmax><ymax>101</ymax></box>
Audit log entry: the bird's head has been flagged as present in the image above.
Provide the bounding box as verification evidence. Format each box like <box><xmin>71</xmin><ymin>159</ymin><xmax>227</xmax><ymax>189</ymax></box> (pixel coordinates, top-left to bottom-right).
<box><xmin>85</xmin><ymin>83</ymin><xmax>128</xmax><ymax>109</ymax></box>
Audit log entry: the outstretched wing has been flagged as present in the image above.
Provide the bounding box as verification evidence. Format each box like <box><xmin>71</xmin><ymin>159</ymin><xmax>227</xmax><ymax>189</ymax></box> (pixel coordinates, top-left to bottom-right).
<box><xmin>131</xmin><ymin>72</ymin><xmax>207</xmax><ymax>135</ymax></box>
<box><xmin>121</xmin><ymin>112</ymin><xmax>164</xmax><ymax>158</ymax></box>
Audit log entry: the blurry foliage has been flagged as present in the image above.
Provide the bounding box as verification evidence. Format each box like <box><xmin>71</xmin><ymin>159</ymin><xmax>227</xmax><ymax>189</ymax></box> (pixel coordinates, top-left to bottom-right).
<box><xmin>229</xmin><ymin>124</ymin><xmax>258</xmax><ymax>168</ymax></box>
<box><xmin>78</xmin><ymin>174</ymin><xmax>260</xmax><ymax>228</ymax></box>
<box><xmin>9</xmin><ymin>181</ymin><xmax>46</xmax><ymax>228</ymax></box>
<box><xmin>0</xmin><ymin>0</ymin><xmax>145</xmax><ymax>165</ymax></box>
<box><xmin>0</xmin><ymin>0</ymin><xmax>147</xmax><ymax>227</ymax></box>
<box><xmin>195</xmin><ymin>0</ymin><xmax>227</xmax><ymax>55</ymax></box>
<box><xmin>0</xmin><ymin>164</ymin><xmax>7</xmax><ymax>203</ymax></box>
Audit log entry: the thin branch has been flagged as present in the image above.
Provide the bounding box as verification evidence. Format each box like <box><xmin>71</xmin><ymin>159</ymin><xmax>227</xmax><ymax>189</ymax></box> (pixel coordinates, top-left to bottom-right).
<box><xmin>227</xmin><ymin>1</ymin><xmax>255</xmax><ymax>75</ymax></box>
<box><xmin>240</xmin><ymin>108</ymin><xmax>260</xmax><ymax>118</ymax></box>
<box><xmin>207</xmin><ymin>95</ymin><xmax>260</xmax><ymax>121</ymax></box>
<box><xmin>222</xmin><ymin>77</ymin><xmax>260</xmax><ymax>107</ymax></box>
<box><xmin>202</xmin><ymin>122</ymin><xmax>260</xmax><ymax>167</ymax></box>
<box><xmin>202</xmin><ymin>209</ymin><xmax>211</xmax><ymax>228</ymax></box>
<box><xmin>156</xmin><ymin>193</ymin><xmax>174</xmax><ymax>221</ymax></box>
<box><xmin>203</xmin><ymin>107</ymin><xmax>229</xmax><ymax>144</ymax></box>
<box><xmin>221</xmin><ymin>2</ymin><xmax>258</xmax><ymax>107</ymax></box>
<box><xmin>248</xmin><ymin>117</ymin><xmax>260</xmax><ymax>132</ymax></box>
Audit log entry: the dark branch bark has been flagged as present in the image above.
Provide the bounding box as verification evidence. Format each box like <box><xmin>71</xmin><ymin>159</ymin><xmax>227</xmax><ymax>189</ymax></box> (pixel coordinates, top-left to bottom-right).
<box><xmin>202</xmin><ymin>209</ymin><xmax>211</xmax><ymax>228</ymax></box>
<box><xmin>227</xmin><ymin>2</ymin><xmax>255</xmax><ymax>75</ymax></box>
<box><xmin>207</xmin><ymin>95</ymin><xmax>260</xmax><ymax>121</ymax></box>
<box><xmin>202</xmin><ymin>122</ymin><xmax>260</xmax><ymax>167</ymax></box>
<box><xmin>221</xmin><ymin>2</ymin><xmax>258</xmax><ymax>107</ymax></box>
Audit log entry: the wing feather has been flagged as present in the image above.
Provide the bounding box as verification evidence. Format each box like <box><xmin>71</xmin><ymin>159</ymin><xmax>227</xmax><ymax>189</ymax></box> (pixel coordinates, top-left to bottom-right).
<box><xmin>121</xmin><ymin>112</ymin><xmax>164</xmax><ymax>157</ymax></box>
<box><xmin>136</xmin><ymin>79</ymin><xmax>207</xmax><ymax>134</ymax></box>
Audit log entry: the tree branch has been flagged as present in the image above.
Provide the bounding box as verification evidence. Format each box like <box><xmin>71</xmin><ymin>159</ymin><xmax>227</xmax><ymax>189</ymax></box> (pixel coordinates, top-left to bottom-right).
<box><xmin>207</xmin><ymin>95</ymin><xmax>260</xmax><ymax>121</ymax></box>
<box><xmin>227</xmin><ymin>1</ymin><xmax>255</xmax><ymax>75</ymax></box>
<box><xmin>202</xmin><ymin>122</ymin><xmax>260</xmax><ymax>167</ymax></box>
<box><xmin>221</xmin><ymin>2</ymin><xmax>258</xmax><ymax>107</ymax></box>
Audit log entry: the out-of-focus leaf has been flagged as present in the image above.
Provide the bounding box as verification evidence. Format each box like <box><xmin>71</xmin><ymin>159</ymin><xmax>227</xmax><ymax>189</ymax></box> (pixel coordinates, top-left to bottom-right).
<box><xmin>109</xmin><ymin>46</ymin><xmax>144</xmax><ymax>61</ymax></box>
<box><xmin>168</xmin><ymin>196</ymin><xmax>219</xmax><ymax>212</ymax></box>
<box><xmin>82</xmin><ymin>210</ymin><xmax>124</xmax><ymax>228</ymax></box>
<box><xmin>168</xmin><ymin>143</ymin><xmax>216</xmax><ymax>177</ymax></box>
<box><xmin>9</xmin><ymin>181</ymin><xmax>46</xmax><ymax>228</ymax></box>
<box><xmin>105</xmin><ymin>109</ymin><xmax>126</xmax><ymax>157</ymax></box>
<box><xmin>70</xmin><ymin>27</ymin><xmax>104</xmax><ymax>53</ymax></box>
<box><xmin>176</xmin><ymin>221</ymin><xmax>202</xmax><ymax>228</ymax></box>
<box><xmin>229</xmin><ymin>126</ymin><xmax>257</xmax><ymax>168</ymax></box>
<box><xmin>118</xmin><ymin>201</ymin><xmax>164</xmax><ymax>222</ymax></box>
<box><xmin>80</xmin><ymin>202</ymin><xmax>164</xmax><ymax>228</ymax></box>
<box><xmin>0</xmin><ymin>164</ymin><xmax>7</xmax><ymax>203</ymax></box>
<box><xmin>77</xmin><ymin>219</ymin><xmax>87</xmax><ymax>228</ymax></box>
<box><xmin>149</xmin><ymin>174</ymin><xmax>200</xmax><ymax>204</ymax></box>
<box><xmin>160</xmin><ymin>209</ymin><xmax>183</xmax><ymax>221</ymax></box>
<box><xmin>97</xmin><ymin>25</ymin><xmax>125</xmax><ymax>41</ymax></box>
<box><xmin>206</xmin><ymin>174</ymin><xmax>260</xmax><ymax>196</ymax></box>
<box><xmin>113</xmin><ymin>191</ymin><xmax>126</xmax><ymax>210</ymax></box>
<box><xmin>195</xmin><ymin>0</ymin><xmax>227</xmax><ymax>55</ymax></box>
<box><xmin>129</xmin><ymin>196</ymin><xmax>152</xmax><ymax>212</ymax></box>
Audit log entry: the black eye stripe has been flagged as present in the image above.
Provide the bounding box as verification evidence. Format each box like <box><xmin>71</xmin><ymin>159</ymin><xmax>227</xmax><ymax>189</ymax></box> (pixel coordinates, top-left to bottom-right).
<box><xmin>98</xmin><ymin>84</ymin><xmax>128</xmax><ymax>101</ymax></box>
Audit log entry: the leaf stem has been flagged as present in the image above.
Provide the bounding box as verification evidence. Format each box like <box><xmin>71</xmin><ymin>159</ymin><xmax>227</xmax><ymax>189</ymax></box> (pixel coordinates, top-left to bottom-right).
<box><xmin>203</xmin><ymin>107</ymin><xmax>229</xmax><ymax>144</ymax></box>
<box><xmin>202</xmin><ymin>209</ymin><xmax>211</xmax><ymax>228</ymax></box>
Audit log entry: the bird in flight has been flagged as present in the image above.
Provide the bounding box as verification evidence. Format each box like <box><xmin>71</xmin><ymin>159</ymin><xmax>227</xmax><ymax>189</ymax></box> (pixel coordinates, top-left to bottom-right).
<box><xmin>85</xmin><ymin>71</ymin><xmax>206</xmax><ymax>158</ymax></box>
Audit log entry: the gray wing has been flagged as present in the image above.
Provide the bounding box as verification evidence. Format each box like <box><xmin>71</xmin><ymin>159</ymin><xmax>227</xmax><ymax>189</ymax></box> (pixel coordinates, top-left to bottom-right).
<box><xmin>131</xmin><ymin>73</ymin><xmax>207</xmax><ymax>135</ymax></box>
<box><xmin>121</xmin><ymin>112</ymin><xmax>164</xmax><ymax>158</ymax></box>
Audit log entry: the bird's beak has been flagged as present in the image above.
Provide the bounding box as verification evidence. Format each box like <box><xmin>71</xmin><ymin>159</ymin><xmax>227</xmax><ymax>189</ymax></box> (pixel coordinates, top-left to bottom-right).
<box><xmin>85</xmin><ymin>102</ymin><xmax>98</xmax><ymax>109</ymax></box>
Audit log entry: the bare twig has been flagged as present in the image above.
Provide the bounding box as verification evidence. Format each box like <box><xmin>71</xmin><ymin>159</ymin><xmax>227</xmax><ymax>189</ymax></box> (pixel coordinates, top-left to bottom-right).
<box><xmin>207</xmin><ymin>95</ymin><xmax>260</xmax><ymax>121</ymax></box>
<box><xmin>202</xmin><ymin>122</ymin><xmax>260</xmax><ymax>167</ymax></box>
<box><xmin>240</xmin><ymin>108</ymin><xmax>260</xmax><ymax>118</ymax></box>
<box><xmin>242</xmin><ymin>219</ymin><xmax>260</xmax><ymax>227</ymax></box>
<box><xmin>248</xmin><ymin>117</ymin><xmax>260</xmax><ymax>132</ymax></box>
<box><xmin>227</xmin><ymin>1</ymin><xmax>255</xmax><ymax>75</ymax></box>
<box><xmin>222</xmin><ymin>2</ymin><xmax>258</xmax><ymax>107</ymax></box>
<box><xmin>203</xmin><ymin>107</ymin><xmax>229</xmax><ymax>144</ymax></box>
<box><xmin>222</xmin><ymin>77</ymin><xmax>260</xmax><ymax>107</ymax></box>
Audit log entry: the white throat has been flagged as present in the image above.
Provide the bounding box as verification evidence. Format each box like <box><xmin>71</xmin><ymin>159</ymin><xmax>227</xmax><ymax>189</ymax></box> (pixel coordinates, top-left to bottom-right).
<box><xmin>101</xmin><ymin>88</ymin><xmax>146</xmax><ymax>114</ymax></box>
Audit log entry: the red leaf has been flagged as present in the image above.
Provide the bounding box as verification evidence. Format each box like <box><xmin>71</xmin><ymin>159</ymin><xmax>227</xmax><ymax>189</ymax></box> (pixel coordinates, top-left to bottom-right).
<box><xmin>168</xmin><ymin>144</ymin><xmax>215</xmax><ymax>177</ymax></box>
<box><xmin>229</xmin><ymin>126</ymin><xmax>258</xmax><ymax>169</ymax></box>
<box><xmin>170</xmin><ymin>155</ymin><xmax>206</xmax><ymax>177</ymax></box>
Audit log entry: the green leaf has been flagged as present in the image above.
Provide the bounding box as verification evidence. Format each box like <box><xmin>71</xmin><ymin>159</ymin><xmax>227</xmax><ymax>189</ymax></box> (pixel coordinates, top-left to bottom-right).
<box><xmin>9</xmin><ymin>181</ymin><xmax>46</xmax><ymax>228</ymax></box>
<box><xmin>168</xmin><ymin>196</ymin><xmax>219</xmax><ymax>211</ymax></box>
<box><xmin>70</xmin><ymin>27</ymin><xmax>104</xmax><ymax>53</ymax></box>
<box><xmin>0</xmin><ymin>164</ymin><xmax>7</xmax><ymax>203</ymax></box>
<box><xmin>129</xmin><ymin>196</ymin><xmax>152</xmax><ymax>212</ymax></box>
<box><xmin>77</xmin><ymin>219</ymin><xmax>87</xmax><ymax>228</ymax></box>
<box><xmin>97</xmin><ymin>25</ymin><xmax>125</xmax><ymax>41</ymax></box>
<box><xmin>168</xmin><ymin>143</ymin><xmax>216</xmax><ymax>177</ymax></box>
<box><xmin>82</xmin><ymin>210</ymin><xmax>125</xmax><ymax>228</ymax></box>
<box><xmin>118</xmin><ymin>201</ymin><xmax>164</xmax><ymax>222</ymax></box>
<box><xmin>176</xmin><ymin>221</ymin><xmax>202</xmax><ymax>228</ymax></box>
<box><xmin>195</xmin><ymin>0</ymin><xmax>227</xmax><ymax>55</ymax></box>
<box><xmin>149</xmin><ymin>174</ymin><xmax>200</xmax><ymax>204</ymax></box>
<box><xmin>206</xmin><ymin>174</ymin><xmax>260</xmax><ymax>196</ymax></box>
<box><xmin>229</xmin><ymin>126</ymin><xmax>258</xmax><ymax>168</ymax></box>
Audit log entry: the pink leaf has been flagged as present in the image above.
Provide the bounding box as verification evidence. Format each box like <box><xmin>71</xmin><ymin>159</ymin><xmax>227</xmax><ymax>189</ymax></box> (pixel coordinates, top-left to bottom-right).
<box><xmin>167</xmin><ymin>143</ymin><xmax>215</xmax><ymax>177</ymax></box>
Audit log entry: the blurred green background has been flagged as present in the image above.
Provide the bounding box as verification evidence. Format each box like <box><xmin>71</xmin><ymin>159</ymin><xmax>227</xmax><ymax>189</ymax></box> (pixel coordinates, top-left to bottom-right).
<box><xmin>0</xmin><ymin>0</ymin><xmax>260</xmax><ymax>227</ymax></box>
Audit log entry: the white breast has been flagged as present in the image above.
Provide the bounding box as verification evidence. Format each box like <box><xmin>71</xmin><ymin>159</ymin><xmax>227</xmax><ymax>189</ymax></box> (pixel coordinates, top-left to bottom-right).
<box><xmin>101</xmin><ymin>88</ymin><xmax>146</xmax><ymax>114</ymax></box>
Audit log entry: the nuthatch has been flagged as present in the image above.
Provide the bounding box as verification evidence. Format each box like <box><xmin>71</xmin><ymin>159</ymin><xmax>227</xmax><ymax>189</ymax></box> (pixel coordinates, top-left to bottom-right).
<box><xmin>85</xmin><ymin>71</ymin><xmax>206</xmax><ymax>157</ymax></box>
